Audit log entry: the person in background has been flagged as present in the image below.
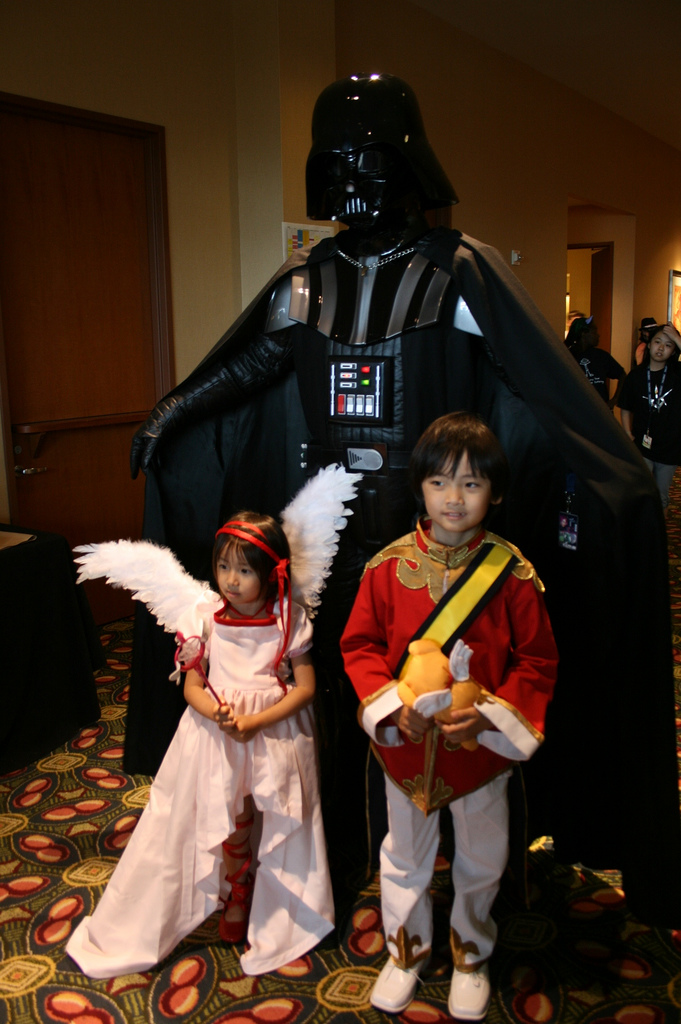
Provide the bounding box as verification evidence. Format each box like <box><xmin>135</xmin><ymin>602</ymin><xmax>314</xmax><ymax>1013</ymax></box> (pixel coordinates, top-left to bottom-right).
<box><xmin>565</xmin><ymin>308</ymin><xmax>587</xmax><ymax>338</ymax></box>
<box><xmin>565</xmin><ymin>316</ymin><xmax>625</xmax><ymax>408</ymax></box>
<box><xmin>635</xmin><ymin>317</ymin><xmax>660</xmax><ymax>366</ymax></box>
<box><xmin>619</xmin><ymin>322</ymin><xmax>681</xmax><ymax>515</ymax></box>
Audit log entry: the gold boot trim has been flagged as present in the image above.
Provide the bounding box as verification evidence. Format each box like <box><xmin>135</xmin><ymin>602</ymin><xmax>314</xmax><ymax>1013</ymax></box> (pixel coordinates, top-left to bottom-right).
<box><xmin>450</xmin><ymin>927</ymin><xmax>486</xmax><ymax>973</ymax></box>
<box><xmin>388</xmin><ymin>925</ymin><xmax>431</xmax><ymax>971</ymax></box>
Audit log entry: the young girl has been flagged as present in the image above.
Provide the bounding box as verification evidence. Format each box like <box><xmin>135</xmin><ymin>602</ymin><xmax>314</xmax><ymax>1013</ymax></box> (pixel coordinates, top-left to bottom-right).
<box><xmin>67</xmin><ymin>467</ymin><xmax>359</xmax><ymax>979</ymax></box>
<box><xmin>183</xmin><ymin>513</ymin><xmax>323</xmax><ymax>950</ymax></box>
<box><xmin>341</xmin><ymin>413</ymin><xmax>557</xmax><ymax>1020</ymax></box>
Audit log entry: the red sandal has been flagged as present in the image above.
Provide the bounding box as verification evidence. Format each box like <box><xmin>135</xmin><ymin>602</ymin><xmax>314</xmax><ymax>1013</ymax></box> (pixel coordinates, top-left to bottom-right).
<box><xmin>220</xmin><ymin>816</ymin><xmax>254</xmax><ymax>944</ymax></box>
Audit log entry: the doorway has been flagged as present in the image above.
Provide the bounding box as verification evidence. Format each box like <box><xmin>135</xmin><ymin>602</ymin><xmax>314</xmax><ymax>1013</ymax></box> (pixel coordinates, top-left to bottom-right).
<box><xmin>567</xmin><ymin>243</ymin><xmax>614</xmax><ymax>352</ymax></box>
<box><xmin>0</xmin><ymin>93</ymin><xmax>173</xmax><ymax>622</ymax></box>
<box><xmin>567</xmin><ymin>203</ymin><xmax>636</xmax><ymax>380</ymax></box>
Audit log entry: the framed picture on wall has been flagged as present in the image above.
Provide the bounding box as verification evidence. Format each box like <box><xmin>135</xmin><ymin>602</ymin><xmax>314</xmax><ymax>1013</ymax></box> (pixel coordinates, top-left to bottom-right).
<box><xmin>668</xmin><ymin>269</ymin><xmax>681</xmax><ymax>332</ymax></box>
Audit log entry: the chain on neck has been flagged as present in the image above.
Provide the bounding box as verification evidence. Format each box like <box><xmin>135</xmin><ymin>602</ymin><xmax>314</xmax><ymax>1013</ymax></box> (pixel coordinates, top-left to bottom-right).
<box><xmin>337</xmin><ymin>246</ymin><xmax>416</xmax><ymax>270</ymax></box>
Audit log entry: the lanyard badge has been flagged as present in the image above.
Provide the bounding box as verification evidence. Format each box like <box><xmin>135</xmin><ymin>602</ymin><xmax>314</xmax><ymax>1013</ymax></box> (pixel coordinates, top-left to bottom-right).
<box><xmin>559</xmin><ymin>472</ymin><xmax>578</xmax><ymax>551</ymax></box>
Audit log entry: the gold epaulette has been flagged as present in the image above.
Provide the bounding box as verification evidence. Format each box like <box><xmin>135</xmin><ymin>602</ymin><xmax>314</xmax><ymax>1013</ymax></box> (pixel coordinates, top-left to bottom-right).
<box><xmin>361</xmin><ymin>529</ymin><xmax>545</xmax><ymax>596</ymax></box>
<box><xmin>483</xmin><ymin>531</ymin><xmax>545</xmax><ymax>593</ymax></box>
<box><xmin>362</xmin><ymin>532</ymin><xmax>416</xmax><ymax>574</ymax></box>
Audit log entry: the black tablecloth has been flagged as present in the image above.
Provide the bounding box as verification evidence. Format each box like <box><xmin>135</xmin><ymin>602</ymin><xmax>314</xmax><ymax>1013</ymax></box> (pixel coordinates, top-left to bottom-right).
<box><xmin>0</xmin><ymin>524</ymin><xmax>103</xmax><ymax>774</ymax></box>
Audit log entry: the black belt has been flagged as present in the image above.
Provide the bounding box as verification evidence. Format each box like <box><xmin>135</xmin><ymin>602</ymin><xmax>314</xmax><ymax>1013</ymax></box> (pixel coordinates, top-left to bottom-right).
<box><xmin>305</xmin><ymin>442</ymin><xmax>411</xmax><ymax>474</ymax></box>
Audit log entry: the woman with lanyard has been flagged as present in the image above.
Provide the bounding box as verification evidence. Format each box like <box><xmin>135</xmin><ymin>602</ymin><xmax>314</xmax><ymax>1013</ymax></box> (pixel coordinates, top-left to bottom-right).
<box><xmin>619</xmin><ymin>321</ymin><xmax>681</xmax><ymax>515</ymax></box>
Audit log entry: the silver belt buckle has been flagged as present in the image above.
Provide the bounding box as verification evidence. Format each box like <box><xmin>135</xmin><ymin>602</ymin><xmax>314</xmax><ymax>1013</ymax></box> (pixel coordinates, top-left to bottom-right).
<box><xmin>345</xmin><ymin>447</ymin><xmax>384</xmax><ymax>472</ymax></box>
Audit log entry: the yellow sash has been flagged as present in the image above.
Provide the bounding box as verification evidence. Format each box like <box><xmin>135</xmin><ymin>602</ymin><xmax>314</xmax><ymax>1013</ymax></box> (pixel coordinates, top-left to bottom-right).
<box><xmin>398</xmin><ymin>542</ymin><xmax>516</xmax><ymax>679</ymax></box>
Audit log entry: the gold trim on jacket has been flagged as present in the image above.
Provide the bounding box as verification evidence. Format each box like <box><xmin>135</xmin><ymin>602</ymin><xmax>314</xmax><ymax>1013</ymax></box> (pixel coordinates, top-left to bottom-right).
<box><xmin>363</xmin><ymin>521</ymin><xmax>544</xmax><ymax>603</ymax></box>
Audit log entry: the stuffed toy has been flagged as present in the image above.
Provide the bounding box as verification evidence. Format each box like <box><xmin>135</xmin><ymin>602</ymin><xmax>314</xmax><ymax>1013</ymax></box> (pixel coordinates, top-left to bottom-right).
<box><xmin>396</xmin><ymin>638</ymin><xmax>482</xmax><ymax>750</ymax></box>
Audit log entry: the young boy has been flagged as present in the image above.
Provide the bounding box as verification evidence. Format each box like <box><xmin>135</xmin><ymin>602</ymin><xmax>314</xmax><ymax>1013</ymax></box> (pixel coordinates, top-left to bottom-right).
<box><xmin>618</xmin><ymin>321</ymin><xmax>681</xmax><ymax>515</ymax></box>
<box><xmin>340</xmin><ymin>412</ymin><xmax>557</xmax><ymax>1020</ymax></box>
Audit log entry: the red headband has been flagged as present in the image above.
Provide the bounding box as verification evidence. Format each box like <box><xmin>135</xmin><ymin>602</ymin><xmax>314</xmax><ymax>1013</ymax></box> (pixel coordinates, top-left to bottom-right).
<box><xmin>216</xmin><ymin>521</ymin><xmax>280</xmax><ymax>564</ymax></box>
<box><xmin>215</xmin><ymin>520</ymin><xmax>291</xmax><ymax>679</ymax></box>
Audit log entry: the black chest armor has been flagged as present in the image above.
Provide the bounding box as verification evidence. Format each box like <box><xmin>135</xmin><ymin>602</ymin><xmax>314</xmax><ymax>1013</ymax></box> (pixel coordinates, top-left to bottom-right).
<box><xmin>265</xmin><ymin>249</ymin><xmax>465</xmax><ymax>548</ymax></box>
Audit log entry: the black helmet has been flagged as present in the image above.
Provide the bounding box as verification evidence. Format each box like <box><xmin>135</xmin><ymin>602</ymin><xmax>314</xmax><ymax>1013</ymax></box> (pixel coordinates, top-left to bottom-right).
<box><xmin>306</xmin><ymin>73</ymin><xmax>458</xmax><ymax>221</ymax></box>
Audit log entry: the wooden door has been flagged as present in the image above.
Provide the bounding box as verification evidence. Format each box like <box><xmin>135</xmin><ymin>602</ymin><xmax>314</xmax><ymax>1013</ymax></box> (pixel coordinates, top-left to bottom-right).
<box><xmin>590</xmin><ymin>244</ymin><xmax>614</xmax><ymax>353</ymax></box>
<box><xmin>0</xmin><ymin>95</ymin><xmax>173</xmax><ymax>623</ymax></box>
<box><xmin>567</xmin><ymin>242</ymin><xmax>614</xmax><ymax>351</ymax></box>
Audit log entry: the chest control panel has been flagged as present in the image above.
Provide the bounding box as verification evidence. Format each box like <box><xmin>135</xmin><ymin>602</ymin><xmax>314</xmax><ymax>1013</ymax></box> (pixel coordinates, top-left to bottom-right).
<box><xmin>328</xmin><ymin>357</ymin><xmax>391</xmax><ymax>425</ymax></box>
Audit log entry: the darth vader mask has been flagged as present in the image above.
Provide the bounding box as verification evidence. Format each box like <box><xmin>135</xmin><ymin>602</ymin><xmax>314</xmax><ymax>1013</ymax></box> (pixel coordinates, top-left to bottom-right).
<box><xmin>312</xmin><ymin>143</ymin><xmax>423</xmax><ymax>225</ymax></box>
<box><xmin>306</xmin><ymin>73</ymin><xmax>457</xmax><ymax>224</ymax></box>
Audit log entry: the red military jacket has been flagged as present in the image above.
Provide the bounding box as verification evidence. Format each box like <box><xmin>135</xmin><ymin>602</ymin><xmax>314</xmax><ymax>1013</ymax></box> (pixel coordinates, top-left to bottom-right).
<box><xmin>341</xmin><ymin>520</ymin><xmax>558</xmax><ymax>814</ymax></box>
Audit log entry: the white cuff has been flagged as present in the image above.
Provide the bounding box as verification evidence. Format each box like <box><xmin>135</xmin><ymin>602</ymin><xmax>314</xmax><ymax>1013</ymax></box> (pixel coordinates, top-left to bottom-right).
<box><xmin>361</xmin><ymin>687</ymin><xmax>405</xmax><ymax>746</ymax></box>
<box><xmin>476</xmin><ymin>698</ymin><xmax>540</xmax><ymax>761</ymax></box>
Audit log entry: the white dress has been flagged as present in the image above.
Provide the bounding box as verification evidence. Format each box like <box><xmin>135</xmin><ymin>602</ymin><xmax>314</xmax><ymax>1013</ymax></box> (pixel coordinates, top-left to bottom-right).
<box><xmin>66</xmin><ymin>599</ymin><xmax>334</xmax><ymax>978</ymax></box>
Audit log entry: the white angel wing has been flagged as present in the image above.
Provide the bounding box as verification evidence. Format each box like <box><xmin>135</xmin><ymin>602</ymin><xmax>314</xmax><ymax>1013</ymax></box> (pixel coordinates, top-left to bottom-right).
<box><xmin>73</xmin><ymin>540</ymin><xmax>219</xmax><ymax>634</ymax></box>
<box><xmin>449</xmin><ymin>639</ymin><xmax>474</xmax><ymax>681</ymax></box>
<box><xmin>74</xmin><ymin>465</ymin><xmax>360</xmax><ymax>630</ymax></box>
<box><xmin>281</xmin><ymin>464</ymin><xmax>362</xmax><ymax>615</ymax></box>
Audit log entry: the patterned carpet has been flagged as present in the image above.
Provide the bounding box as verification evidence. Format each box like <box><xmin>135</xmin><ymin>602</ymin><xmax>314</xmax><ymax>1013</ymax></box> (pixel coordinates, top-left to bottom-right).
<box><xmin>3</xmin><ymin>480</ymin><xmax>681</xmax><ymax>1023</ymax></box>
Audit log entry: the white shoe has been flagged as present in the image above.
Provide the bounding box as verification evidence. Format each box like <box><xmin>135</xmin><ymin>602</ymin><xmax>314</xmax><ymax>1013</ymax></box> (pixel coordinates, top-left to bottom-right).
<box><xmin>370</xmin><ymin>959</ymin><xmax>420</xmax><ymax>1013</ymax></box>
<box><xmin>448</xmin><ymin>963</ymin><xmax>491</xmax><ymax>1020</ymax></box>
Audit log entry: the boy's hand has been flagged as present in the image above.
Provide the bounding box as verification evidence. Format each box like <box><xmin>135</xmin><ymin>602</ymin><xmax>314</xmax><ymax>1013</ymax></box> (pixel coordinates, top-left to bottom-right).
<box><xmin>438</xmin><ymin>706</ymin><xmax>489</xmax><ymax>744</ymax></box>
<box><xmin>392</xmin><ymin>703</ymin><xmax>433</xmax><ymax>742</ymax></box>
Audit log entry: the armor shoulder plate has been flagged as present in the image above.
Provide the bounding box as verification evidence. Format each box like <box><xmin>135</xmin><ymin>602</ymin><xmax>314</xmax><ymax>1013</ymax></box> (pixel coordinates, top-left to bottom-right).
<box><xmin>453</xmin><ymin>296</ymin><xmax>483</xmax><ymax>336</ymax></box>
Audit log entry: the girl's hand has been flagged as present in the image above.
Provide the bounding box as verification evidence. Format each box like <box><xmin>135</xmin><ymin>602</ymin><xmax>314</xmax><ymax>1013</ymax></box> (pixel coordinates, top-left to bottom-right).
<box><xmin>214</xmin><ymin>703</ymin><xmax>235</xmax><ymax>731</ymax></box>
<box><xmin>438</xmin><ymin>706</ymin><xmax>488</xmax><ymax>744</ymax></box>
<box><xmin>230</xmin><ymin>714</ymin><xmax>259</xmax><ymax>743</ymax></box>
<box><xmin>219</xmin><ymin>652</ymin><xmax>315</xmax><ymax>741</ymax></box>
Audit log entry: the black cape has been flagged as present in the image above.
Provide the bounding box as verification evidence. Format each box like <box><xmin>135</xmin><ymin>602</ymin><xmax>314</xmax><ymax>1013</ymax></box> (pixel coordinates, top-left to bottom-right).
<box><xmin>128</xmin><ymin>227</ymin><xmax>681</xmax><ymax>927</ymax></box>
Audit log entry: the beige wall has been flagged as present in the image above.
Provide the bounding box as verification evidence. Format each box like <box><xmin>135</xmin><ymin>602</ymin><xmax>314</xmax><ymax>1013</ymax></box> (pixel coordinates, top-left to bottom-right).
<box><xmin>279</xmin><ymin>1</ymin><xmax>336</xmax><ymax>226</ymax></box>
<box><xmin>2</xmin><ymin>0</ymin><xmax>681</xmax><ymax>520</ymax></box>
<box><xmin>233</xmin><ymin>0</ymin><xmax>337</xmax><ymax>306</ymax></box>
<box><xmin>232</xmin><ymin>2</ymin><xmax>283</xmax><ymax>309</ymax></box>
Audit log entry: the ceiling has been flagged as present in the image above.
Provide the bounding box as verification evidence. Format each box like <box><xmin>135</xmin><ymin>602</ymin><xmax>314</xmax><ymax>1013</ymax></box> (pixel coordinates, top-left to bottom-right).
<box><xmin>411</xmin><ymin>0</ymin><xmax>681</xmax><ymax>152</ymax></box>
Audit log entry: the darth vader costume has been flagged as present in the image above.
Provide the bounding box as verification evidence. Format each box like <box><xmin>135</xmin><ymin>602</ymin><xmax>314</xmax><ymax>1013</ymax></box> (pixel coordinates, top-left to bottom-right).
<box><xmin>128</xmin><ymin>74</ymin><xmax>681</xmax><ymax>926</ymax></box>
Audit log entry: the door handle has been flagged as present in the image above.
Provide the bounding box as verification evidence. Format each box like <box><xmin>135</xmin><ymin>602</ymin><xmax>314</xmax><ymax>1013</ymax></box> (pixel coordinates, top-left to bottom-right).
<box><xmin>15</xmin><ymin>465</ymin><xmax>48</xmax><ymax>476</ymax></box>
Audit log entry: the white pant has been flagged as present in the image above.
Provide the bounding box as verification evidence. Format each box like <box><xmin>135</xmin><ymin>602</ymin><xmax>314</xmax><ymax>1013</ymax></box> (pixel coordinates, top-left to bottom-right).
<box><xmin>380</xmin><ymin>772</ymin><xmax>510</xmax><ymax>971</ymax></box>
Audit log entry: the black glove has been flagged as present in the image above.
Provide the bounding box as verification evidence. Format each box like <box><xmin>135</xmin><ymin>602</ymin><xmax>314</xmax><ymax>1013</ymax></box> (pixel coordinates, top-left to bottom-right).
<box><xmin>131</xmin><ymin>395</ymin><xmax>188</xmax><ymax>478</ymax></box>
<box><xmin>130</xmin><ymin>331</ymin><xmax>293</xmax><ymax>477</ymax></box>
